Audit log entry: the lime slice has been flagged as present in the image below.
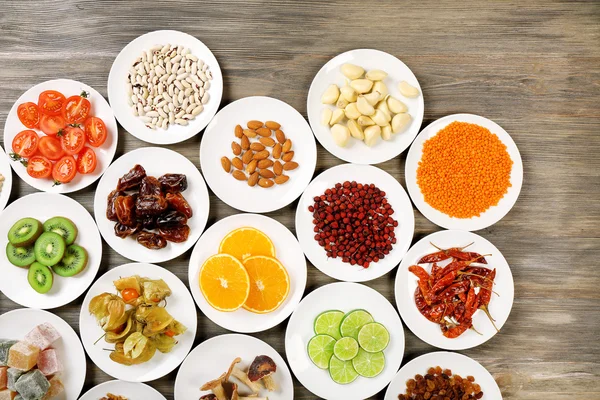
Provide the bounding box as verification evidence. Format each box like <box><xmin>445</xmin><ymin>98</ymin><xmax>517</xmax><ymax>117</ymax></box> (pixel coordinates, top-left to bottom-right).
<box><xmin>314</xmin><ymin>310</ymin><xmax>345</xmax><ymax>340</ymax></box>
<box><xmin>357</xmin><ymin>322</ymin><xmax>390</xmax><ymax>353</ymax></box>
<box><xmin>329</xmin><ymin>355</ymin><xmax>359</xmax><ymax>384</ymax></box>
<box><xmin>340</xmin><ymin>309</ymin><xmax>374</xmax><ymax>340</ymax></box>
<box><xmin>333</xmin><ymin>336</ymin><xmax>359</xmax><ymax>361</ymax></box>
<box><xmin>307</xmin><ymin>334</ymin><xmax>336</xmax><ymax>369</ymax></box>
<box><xmin>352</xmin><ymin>348</ymin><xmax>386</xmax><ymax>378</ymax></box>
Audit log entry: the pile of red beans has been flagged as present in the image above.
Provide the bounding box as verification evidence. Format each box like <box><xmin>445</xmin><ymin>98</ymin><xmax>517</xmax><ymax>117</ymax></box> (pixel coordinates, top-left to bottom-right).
<box><xmin>308</xmin><ymin>181</ymin><xmax>397</xmax><ymax>268</ymax></box>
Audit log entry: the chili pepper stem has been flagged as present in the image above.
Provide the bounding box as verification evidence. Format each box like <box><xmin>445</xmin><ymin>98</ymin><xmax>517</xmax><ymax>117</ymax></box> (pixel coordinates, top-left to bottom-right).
<box><xmin>430</xmin><ymin>241</ymin><xmax>474</xmax><ymax>252</ymax></box>
<box><xmin>457</xmin><ymin>271</ymin><xmax>496</xmax><ymax>284</ymax></box>
<box><xmin>473</xmin><ymin>282</ymin><xmax>501</xmax><ymax>296</ymax></box>
<box><xmin>480</xmin><ymin>304</ymin><xmax>500</xmax><ymax>332</ymax></box>
<box><xmin>470</xmin><ymin>325</ymin><xmax>483</xmax><ymax>335</ymax></box>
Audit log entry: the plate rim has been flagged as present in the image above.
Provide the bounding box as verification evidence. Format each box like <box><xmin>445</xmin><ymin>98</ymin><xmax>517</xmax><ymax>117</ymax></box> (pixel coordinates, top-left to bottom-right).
<box><xmin>0</xmin><ymin>144</ymin><xmax>13</xmax><ymax>211</ymax></box>
<box><xmin>78</xmin><ymin>379</ymin><xmax>167</xmax><ymax>400</ymax></box>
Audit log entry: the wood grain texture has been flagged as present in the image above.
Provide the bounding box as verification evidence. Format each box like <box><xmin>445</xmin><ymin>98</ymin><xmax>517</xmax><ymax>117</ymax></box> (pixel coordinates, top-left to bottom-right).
<box><xmin>1</xmin><ymin>0</ymin><xmax>599</xmax><ymax>398</ymax></box>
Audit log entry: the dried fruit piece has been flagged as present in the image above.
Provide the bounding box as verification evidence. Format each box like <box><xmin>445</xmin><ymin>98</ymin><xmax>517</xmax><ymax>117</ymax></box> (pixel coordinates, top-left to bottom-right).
<box><xmin>282</xmin><ymin>151</ymin><xmax>294</xmax><ymax>162</ymax></box>
<box><xmin>137</xmin><ymin>231</ymin><xmax>167</xmax><ymax>250</ymax></box>
<box><xmin>232</xmin><ymin>157</ymin><xmax>243</xmax><ymax>170</ymax></box>
<box><xmin>275</xmin><ymin>130</ymin><xmax>286</xmax><ymax>144</ymax></box>
<box><xmin>265</xmin><ymin>121</ymin><xmax>281</xmax><ymax>130</ymax></box>
<box><xmin>272</xmin><ymin>143</ymin><xmax>282</xmax><ymax>159</ymax></box>
<box><xmin>253</xmin><ymin>150</ymin><xmax>269</xmax><ymax>160</ymax></box>
<box><xmin>241</xmin><ymin>135</ymin><xmax>250</xmax><ymax>150</ymax></box>
<box><xmin>256</xmin><ymin>127</ymin><xmax>271</xmax><ymax>137</ymax></box>
<box><xmin>232</xmin><ymin>170</ymin><xmax>247</xmax><ymax>181</ymax></box>
<box><xmin>259</xmin><ymin>137</ymin><xmax>275</xmax><ymax>147</ymax></box>
<box><xmin>246</xmin><ymin>159</ymin><xmax>258</xmax><ymax>174</ymax></box>
<box><xmin>166</xmin><ymin>192</ymin><xmax>193</xmax><ymax>218</ymax></box>
<box><xmin>248</xmin><ymin>172</ymin><xmax>259</xmax><ymax>187</ymax></box>
<box><xmin>231</xmin><ymin>142</ymin><xmax>242</xmax><ymax>156</ymax></box>
<box><xmin>234</xmin><ymin>124</ymin><xmax>243</xmax><ymax>138</ymax></box>
<box><xmin>258</xmin><ymin>178</ymin><xmax>274</xmax><ymax>188</ymax></box>
<box><xmin>242</xmin><ymin>150</ymin><xmax>254</xmax><ymax>164</ymax></box>
<box><xmin>243</xmin><ymin>129</ymin><xmax>257</xmax><ymax>138</ymax></box>
<box><xmin>274</xmin><ymin>175</ymin><xmax>289</xmax><ymax>184</ymax></box>
<box><xmin>282</xmin><ymin>139</ymin><xmax>292</xmax><ymax>153</ymax></box>
<box><xmin>221</xmin><ymin>157</ymin><xmax>231</xmax><ymax>173</ymax></box>
<box><xmin>283</xmin><ymin>162</ymin><xmax>298</xmax><ymax>171</ymax></box>
<box><xmin>247</xmin><ymin>120</ymin><xmax>264</xmax><ymax>130</ymax></box>
<box><xmin>273</xmin><ymin>161</ymin><xmax>283</xmax><ymax>176</ymax></box>
<box><xmin>250</xmin><ymin>143</ymin><xmax>265</xmax><ymax>152</ymax></box>
<box><xmin>259</xmin><ymin>169</ymin><xmax>275</xmax><ymax>179</ymax></box>
<box><xmin>257</xmin><ymin>159</ymin><xmax>274</xmax><ymax>169</ymax></box>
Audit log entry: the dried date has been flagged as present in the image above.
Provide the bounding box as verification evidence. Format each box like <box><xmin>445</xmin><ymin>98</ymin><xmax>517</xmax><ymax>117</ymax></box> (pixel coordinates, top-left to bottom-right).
<box><xmin>115</xmin><ymin>195</ymin><xmax>137</xmax><ymax>226</ymax></box>
<box><xmin>137</xmin><ymin>215</ymin><xmax>157</xmax><ymax>230</ymax></box>
<box><xmin>140</xmin><ymin>176</ymin><xmax>162</xmax><ymax>196</ymax></box>
<box><xmin>156</xmin><ymin>210</ymin><xmax>188</xmax><ymax>229</ymax></box>
<box><xmin>158</xmin><ymin>173</ymin><xmax>188</xmax><ymax>193</ymax></box>
<box><xmin>137</xmin><ymin>231</ymin><xmax>167</xmax><ymax>249</ymax></box>
<box><xmin>135</xmin><ymin>195</ymin><xmax>168</xmax><ymax>216</ymax></box>
<box><xmin>114</xmin><ymin>223</ymin><xmax>141</xmax><ymax>238</ymax></box>
<box><xmin>158</xmin><ymin>225</ymin><xmax>190</xmax><ymax>243</ymax></box>
<box><xmin>117</xmin><ymin>164</ymin><xmax>146</xmax><ymax>190</ymax></box>
<box><xmin>106</xmin><ymin>190</ymin><xmax>124</xmax><ymax>222</ymax></box>
<box><xmin>166</xmin><ymin>192</ymin><xmax>193</xmax><ymax>218</ymax></box>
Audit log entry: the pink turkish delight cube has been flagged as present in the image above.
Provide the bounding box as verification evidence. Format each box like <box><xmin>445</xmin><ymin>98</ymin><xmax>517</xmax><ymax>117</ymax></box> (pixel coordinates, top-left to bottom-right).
<box><xmin>41</xmin><ymin>376</ymin><xmax>64</xmax><ymax>400</ymax></box>
<box><xmin>24</xmin><ymin>324</ymin><xmax>60</xmax><ymax>351</ymax></box>
<box><xmin>6</xmin><ymin>342</ymin><xmax>38</xmax><ymax>371</ymax></box>
<box><xmin>36</xmin><ymin>350</ymin><xmax>61</xmax><ymax>377</ymax></box>
<box><xmin>0</xmin><ymin>367</ymin><xmax>6</xmax><ymax>390</ymax></box>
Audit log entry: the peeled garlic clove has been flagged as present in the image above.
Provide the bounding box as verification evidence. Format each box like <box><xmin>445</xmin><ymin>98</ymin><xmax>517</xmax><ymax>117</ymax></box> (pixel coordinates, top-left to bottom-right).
<box><xmin>371</xmin><ymin>109</ymin><xmax>391</xmax><ymax>126</ymax></box>
<box><xmin>357</xmin><ymin>115</ymin><xmax>375</xmax><ymax>127</ymax></box>
<box><xmin>330</xmin><ymin>108</ymin><xmax>345</xmax><ymax>125</ymax></box>
<box><xmin>392</xmin><ymin>113</ymin><xmax>412</xmax><ymax>133</ymax></box>
<box><xmin>365</xmin><ymin>69</ymin><xmax>388</xmax><ymax>81</ymax></box>
<box><xmin>364</xmin><ymin>125</ymin><xmax>381</xmax><ymax>147</ymax></box>
<box><xmin>381</xmin><ymin>125</ymin><xmax>392</xmax><ymax>140</ymax></box>
<box><xmin>331</xmin><ymin>123</ymin><xmax>350</xmax><ymax>147</ymax></box>
<box><xmin>321</xmin><ymin>84</ymin><xmax>340</xmax><ymax>104</ymax></box>
<box><xmin>341</xmin><ymin>63</ymin><xmax>365</xmax><ymax>80</ymax></box>
<box><xmin>347</xmin><ymin>119</ymin><xmax>364</xmax><ymax>140</ymax></box>
<box><xmin>387</xmin><ymin>95</ymin><xmax>408</xmax><ymax>113</ymax></box>
<box><xmin>340</xmin><ymin>84</ymin><xmax>358</xmax><ymax>102</ymax></box>
<box><xmin>344</xmin><ymin>102</ymin><xmax>361</xmax><ymax>120</ymax></box>
<box><xmin>350</xmin><ymin>79</ymin><xmax>373</xmax><ymax>94</ymax></box>
<box><xmin>363</xmin><ymin>91</ymin><xmax>381</xmax><ymax>106</ymax></box>
<box><xmin>373</xmin><ymin>81</ymin><xmax>388</xmax><ymax>100</ymax></box>
<box><xmin>336</xmin><ymin>96</ymin><xmax>349</xmax><ymax>109</ymax></box>
<box><xmin>321</xmin><ymin>108</ymin><xmax>333</xmax><ymax>126</ymax></box>
<box><xmin>398</xmin><ymin>81</ymin><xmax>420</xmax><ymax>98</ymax></box>
<box><xmin>356</xmin><ymin>95</ymin><xmax>375</xmax><ymax>116</ymax></box>
<box><xmin>376</xmin><ymin>98</ymin><xmax>392</xmax><ymax>115</ymax></box>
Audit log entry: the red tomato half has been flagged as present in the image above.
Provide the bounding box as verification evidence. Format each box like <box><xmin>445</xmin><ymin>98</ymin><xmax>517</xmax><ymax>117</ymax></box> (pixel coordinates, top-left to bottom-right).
<box><xmin>84</xmin><ymin>117</ymin><xmax>108</xmax><ymax>147</ymax></box>
<box><xmin>39</xmin><ymin>114</ymin><xmax>67</xmax><ymax>136</ymax></box>
<box><xmin>52</xmin><ymin>155</ymin><xmax>77</xmax><ymax>184</ymax></box>
<box><xmin>60</xmin><ymin>126</ymin><xmax>86</xmax><ymax>155</ymax></box>
<box><xmin>38</xmin><ymin>136</ymin><xmax>65</xmax><ymax>161</ymax></box>
<box><xmin>38</xmin><ymin>90</ymin><xmax>66</xmax><ymax>116</ymax></box>
<box><xmin>76</xmin><ymin>147</ymin><xmax>97</xmax><ymax>174</ymax></box>
<box><xmin>26</xmin><ymin>156</ymin><xmax>52</xmax><ymax>179</ymax></box>
<box><xmin>62</xmin><ymin>93</ymin><xmax>91</xmax><ymax>124</ymax></box>
<box><xmin>17</xmin><ymin>102</ymin><xmax>40</xmax><ymax>129</ymax></box>
<box><xmin>12</xmin><ymin>130</ymin><xmax>39</xmax><ymax>158</ymax></box>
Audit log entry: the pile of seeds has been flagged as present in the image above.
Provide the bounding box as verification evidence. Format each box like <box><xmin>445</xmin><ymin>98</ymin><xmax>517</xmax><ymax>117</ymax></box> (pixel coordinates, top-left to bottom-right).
<box><xmin>127</xmin><ymin>44</ymin><xmax>213</xmax><ymax>130</ymax></box>
<box><xmin>221</xmin><ymin>120</ymin><xmax>299</xmax><ymax>188</ymax></box>
<box><xmin>398</xmin><ymin>366</ymin><xmax>484</xmax><ymax>400</ymax></box>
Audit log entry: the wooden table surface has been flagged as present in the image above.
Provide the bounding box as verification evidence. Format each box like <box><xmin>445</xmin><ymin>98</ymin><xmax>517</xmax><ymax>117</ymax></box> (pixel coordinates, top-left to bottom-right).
<box><xmin>1</xmin><ymin>1</ymin><xmax>599</xmax><ymax>399</ymax></box>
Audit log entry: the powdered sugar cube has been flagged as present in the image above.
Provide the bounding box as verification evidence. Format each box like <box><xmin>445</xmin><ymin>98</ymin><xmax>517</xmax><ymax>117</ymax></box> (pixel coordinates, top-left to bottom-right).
<box><xmin>7</xmin><ymin>343</ymin><xmax>38</xmax><ymax>371</ymax></box>
<box><xmin>14</xmin><ymin>370</ymin><xmax>49</xmax><ymax>400</ymax></box>
<box><xmin>36</xmin><ymin>350</ymin><xmax>61</xmax><ymax>377</ymax></box>
<box><xmin>41</xmin><ymin>376</ymin><xmax>63</xmax><ymax>400</ymax></box>
<box><xmin>0</xmin><ymin>367</ymin><xmax>6</xmax><ymax>391</ymax></box>
<box><xmin>0</xmin><ymin>341</ymin><xmax>17</xmax><ymax>367</ymax></box>
<box><xmin>24</xmin><ymin>324</ymin><xmax>60</xmax><ymax>351</ymax></box>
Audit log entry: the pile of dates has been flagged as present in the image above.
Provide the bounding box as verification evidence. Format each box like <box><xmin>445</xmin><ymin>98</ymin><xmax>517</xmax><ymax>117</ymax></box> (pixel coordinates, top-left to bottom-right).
<box><xmin>107</xmin><ymin>164</ymin><xmax>193</xmax><ymax>249</ymax></box>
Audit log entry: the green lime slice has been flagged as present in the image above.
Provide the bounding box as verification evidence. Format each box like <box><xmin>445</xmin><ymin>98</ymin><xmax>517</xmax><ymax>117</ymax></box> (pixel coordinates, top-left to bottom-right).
<box><xmin>329</xmin><ymin>355</ymin><xmax>359</xmax><ymax>384</ymax></box>
<box><xmin>352</xmin><ymin>348</ymin><xmax>386</xmax><ymax>378</ymax></box>
<box><xmin>333</xmin><ymin>336</ymin><xmax>359</xmax><ymax>361</ymax></box>
<box><xmin>340</xmin><ymin>309</ymin><xmax>374</xmax><ymax>340</ymax></box>
<box><xmin>307</xmin><ymin>334</ymin><xmax>336</xmax><ymax>369</ymax></box>
<box><xmin>357</xmin><ymin>322</ymin><xmax>390</xmax><ymax>353</ymax></box>
<box><xmin>314</xmin><ymin>310</ymin><xmax>345</xmax><ymax>340</ymax></box>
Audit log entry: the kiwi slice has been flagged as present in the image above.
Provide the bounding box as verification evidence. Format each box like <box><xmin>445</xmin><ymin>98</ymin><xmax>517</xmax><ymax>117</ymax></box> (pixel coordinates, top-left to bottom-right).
<box><xmin>34</xmin><ymin>232</ymin><xmax>66</xmax><ymax>266</ymax></box>
<box><xmin>43</xmin><ymin>216</ymin><xmax>78</xmax><ymax>245</ymax></box>
<box><xmin>28</xmin><ymin>262</ymin><xmax>53</xmax><ymax>294</ymax></box>
<box><xmin>6</xmin><ymin>243</ymin><xmax>36</xmax><ymax>268</ymax></box>
<box><xmin>52</xmin><ymin>244</ymin><xmax>88</xmax><ymax>277</ymax></box>
<box><xmin>7</xmin><ymin>218</ymin><xmax>43</xmax><ymax>247</ymax></box>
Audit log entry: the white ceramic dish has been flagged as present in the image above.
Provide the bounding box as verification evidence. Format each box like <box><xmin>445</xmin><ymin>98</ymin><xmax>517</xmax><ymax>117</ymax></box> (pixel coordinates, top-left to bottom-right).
<box><xmin>0</xmin><ymin>145</ymin><xmax>13</xmax><ymax>211</ymax></box>
<box><xmin>384</xmin><ymin>351</ymin><xmax>502</xmax><ymax>399</ymax></box>
<box><xmin>395</xmin><ymin>230</ymin><xmax>514</xmax><ymax>350</ymax></box>
<box><xmin>295</xmin><ymin>163</ymin><xmax>414</xmax><ymax>282</ymax></box>
<box><xmin>188</xmin><ymin>213</ymin><xmax>307</xmax><ymax>333</ymax></box>
<box><xmin>285</xmin><ymin>282</ymin><xmax>405</xmax><ymax>400</ymax></box>
<box><xmin>175</xmin><ymin>333</ymin><xmax>294</xmax><ymax>400</ymax></box>
<box><xmin>3</xmin><ymin>79</ymin><xmax>118</xmax><ymax>193</ymax></box>
<box><xmin>0</xmin><ymin>308</ymin><xmax>87</xmax><ymax>400</ymax></box>
<box><xmin>307</xmin><ymin>49</ymin><xmax>424</xmax><ymax>165</ymax></box>
<box><xmin>200</xmin><ymin>96</ymin><xmax>317</xmax><ymax>213</ymax></box>
<box><xmin>108</xmin><ymin>30</ymin><xmax>223</xmax><ymax>145</ymax></box>
<box><xmin>405</xmin><ymin>114</ymin><xmax>523</xmax><ymax>231</ymax></box>
<box><xmin>79</xmin><ymin>380</ymin><xmax>167</xmax><ymax>400</ymax></box>
<box><xmin>93</xmin><ymin>147</ymin><xmax>209</xmax><ymax>263</ymax></box>
<box><xmin>79</xmin><ymin>262</ymin><xmax>197</xmax><ymax>382</ymax></box>
<box><xmin>0</xmin><ymin>193</ymin><xmax>102</xmax><ymax>309</ymax></box>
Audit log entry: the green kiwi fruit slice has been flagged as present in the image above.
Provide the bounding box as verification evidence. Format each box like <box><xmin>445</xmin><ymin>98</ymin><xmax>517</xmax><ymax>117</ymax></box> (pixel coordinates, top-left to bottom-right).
<box><xmin>34</xmin><ymin>232</ymin><xmax>66</xmax><ymax>266</ymax></box>
<box><xmin>7</xmin><ymin>218</ymin><xmax>43</xmax><ymax>247</ymax></box>
<box><xmin>6</xmin><ymin>243</ymin><xmax>36</xmax><ymax>268</ymax></box>
<box><xmin>43</xmin><ymin>216</ymin><xmax>78</xmax><ymax>245</ymax></box>
<box><xmin>28</xmin><ymin>262</ymin><xmax>53</xmax><ymax>294</ymax></box>
<box><xmin>52</xmin><ymin>244</ymin><xmax>88</xmax><ymax>277</ymax></box>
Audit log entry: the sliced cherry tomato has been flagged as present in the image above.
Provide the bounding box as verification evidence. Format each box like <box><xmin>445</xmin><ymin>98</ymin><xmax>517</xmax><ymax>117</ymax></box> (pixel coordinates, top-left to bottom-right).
<box><xmin>60</xmin><ymin>126</ymin><xmax>86</xmax><ymax>155</ymax></box>
<box><xmin>39</xmin><ymin>114</ymin><xmax>67</xmax><ymax>136</ymax></box>
<box><xmin>52</xmin><ymin>155</ymin><xmax>77</xmax><ymax>184</ymax></box>
<box><xmin>76</xmin><ymin>147</ymin><xmax>97</xmax><ymax>174</ymax></box>
<box><xmin>84</xmin><ymin>116</ymin><xmax>108</xmax><ymax>147</ymax></box>
<box><xmin>164</xmin><ymin>330</ymin><xmax>175</xmax><ymax>337</ymax></box>
<box><xmin>38</xmin><ymin>90</ymin><xmax>66</xmax><ymax>116</ymax></box>
<box><xmin>121</xmin><ymin>288</ymin><xmax>140</xmax><ymax>302</ymax></box>
<box><xmin>62</xmin><ymin>92</ymin><xmax>91</xmax><ymax>123</ymax></box>
<box><xmin>26</xmin><ymin>155</ymin><xmax>52</xmax><ymax>179</ymax></box>
<box><xmin>38</xmin><ymin>136</ymin><xmax>65</xmax><ymax>161</ymax></box>
<box><xmin>12</xmin><ymin>130</ymin><xmax>39</xmax><ymax>158</ymax></box>
<box><xmin>17</xmin><ymin>102</ymin><xmax>41</xmax><ymax>129</ymax></box>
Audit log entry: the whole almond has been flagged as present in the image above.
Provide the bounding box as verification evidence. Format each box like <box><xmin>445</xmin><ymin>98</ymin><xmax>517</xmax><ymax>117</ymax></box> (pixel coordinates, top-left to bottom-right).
<box><xmin>241</xmin><ymin>135</ymin><xmax>250</xmax><ymax>150</ymax></box>
<box><xmin>282</xmin><ymin>151</ymin><xmax>294</xmax><ymax>162</ymax></box>
<box><xmin>221</xmin><ymin>156</ymin><xmax>231</xmax><ymax>173</ymax></box>
<box><xmin>257</xmin><ymin>159</ymin><xmax>274</xmax><ymax>169</ymax></box>
<box><xmin>253</xmin><ymin>150</ymin><xmax>270</xmax><ymax>160</ymax></box>
<box><xmin>282</xmin><ymin>139</ymin><xmax>292</xmax><ymax>153</ymax></box>
<box><xmin>250</xmin><ymin>142</ymin><xmax>265</xmax><ymax>152</ymax></box>
<box><xmin>259</xmin><ymin>137</ymin><xmax>276</xmax><ymax>147</ymax></box>
<box><xmin>234</xmin><ymin>124</ymin><xmax>243</xmax><ymax>138</ymax></box>
<box><xmin>283</xmin><ymin>161</ymin><xmax>299</xmax><ymax>171</ymax></box>
<box><xmin>273</xmin><ymin>161</ymin><xmax>283</xmax><ymax>175</ymax></box>
<box><xmin>274</xmin><ymin>175</ymin><xmax>289</xmax><ymax>184</ymax></box>
<box><xmin>232</xmin><ymin>157</ymin><xmax>243</xmax><ymax>170</ymax></box>
<box><xmin>247</xmin><ymin>120</ymin><xmax>264</xmax><ymax>130</ymax></box>
<box><xmin>248</xmin><ymin>172</ymin><xmax>259</xmax><ymax>187</ymax></box>
<box><xmin>259</xmin><ymin>168</ymin><xmax>275</xmax><ymax>179</ymax></box>
<box><xmin>266</xmin><ymin>121</ymin><xmax>281</xmax><ymax>130</ymax></box>
<box><xmin>256</xmin><ymin>127</ymin><xmax>272</xmax><ymax>137</ymax></box>
<box><xmin>243</xmin><ymin>129</ymin><xmax>257</xmax><ymax>138</ymax></box>
<box><xmin>246</xmin><ymin>159</ymin><xmax>258</xmax><ymax>174</ymax></box>
<box><xmin>232</xmin><ymin>170</ymin><xmax>247</xmax><ymax>181</ymax></box>
<box><xmin>272</xmin><ymin>143</ymin><xmax>282</xmax><ymax>159</ymax></box>
<box><xmin>275</xmin><ymin>129</ymin><xmax>286</xmax><ymax>144</ymax></box>
<box><xmin>242</xmin><ymin>150</ymin><xmax>254</xmax><ymax>164</ymax></box>
<box><xmin>258</xmin><ymin>178</ymin><xmax>274</xmax><ymax>188</ymax></box>
<box><xmin>231</xmin><ymin>141</ymin><xmax>242</xmax><ymax>156</ymax></box>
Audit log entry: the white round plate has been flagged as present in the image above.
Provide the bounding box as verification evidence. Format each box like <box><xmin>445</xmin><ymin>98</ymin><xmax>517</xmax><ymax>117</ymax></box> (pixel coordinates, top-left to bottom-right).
<box><xmin>3</xmin><ymin>79</ymin><xmax>118</xmax><ymax>193</ymax></box>
<box><xmin>188</xmin><ymin>213</ymin><xmax>307</xmax><ymax>333</ymax></box>
<box><xmin>0</xmin><ymin>193</ymin><xmax>102</xmax><ymax>309</ymax></box>
<box><xmin>79</xmin><ymin>262</ymin><xmax>197</xmax><ymax>382</ymax></box>
<box><xmin>384</xmin><ymin>351</ymin><xmax>502</xmax><ymax>399</ymax></box>
<box><xmin>79</xmin><ymin>380</ymin><xmax>166</xmax><ymax>400</ymax></box>
<box><xmin>93</xmin><ymin>147</ymin><xmax>209</xmax><ymax>263</ymax></box>
<box><xmin>285</xmin><ymin>282</ymin><xmax>405</xmax><ymax>400</ymax></box>
<box><xmin>405</xmin><ymin>114</ymin><xmax>523</xmax><ymax>231</ymax></box>
<box><xmin>200</xmin><ymin>96</ymin><xmax>317</xmax><ymax>213</ymax></box>
<box><xmin>0</xmin><ymin>308</ymin><xmax>86</xmax><ymax>400</ymax></box>
<box><xmin>108</xmin><ymin>30</ymin><xmax>223</xmax><ymax>145</ymax></box>
<box><xmin>295</xmin><ymin>163</ymin><xmax>414</xmax><ymax>282</ymax></box>
<box><xmin>175</xmin><ymin>333</ymin><xmax>294</xmax><ymax>400</ymax></box>
<box><xmin>395</xmin><ymin>230</ymin><xmax>514</xmax><ymax>350</ymax></box>
<box><xmin>0</xmin><ymin>145</ymin><xmax>12</xmax><ymax>211</ymax></box>
<box><xmin>307</xmin><ymin>49</ymin><xmax>424</xmax><ymax>165</ymax></box>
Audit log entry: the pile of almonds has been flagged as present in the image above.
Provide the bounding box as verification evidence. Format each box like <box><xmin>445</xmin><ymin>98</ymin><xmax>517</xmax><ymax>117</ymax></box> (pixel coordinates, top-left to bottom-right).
<box><xmin>221</xmin><ymin>120</ymin><xmax>298</xmax><ymax>188</ymax></box>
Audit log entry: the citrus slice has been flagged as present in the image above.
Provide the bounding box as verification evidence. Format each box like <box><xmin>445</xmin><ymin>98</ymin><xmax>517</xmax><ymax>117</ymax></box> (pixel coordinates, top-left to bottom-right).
<box><xmin>357</xmin><ymin>322</ymin><xmax>390</xmax><ymax>353</ymax></box>
<box><xmin>242</xmin><ymin>255</ymin><xmax>290</xmax><ymax>313</ymax></box>
<box><xmin>199</xmin><ymin>253</ymin><xmax>250</xmax><ymax>312</ymax></box>
<box><xmin>333</xmin><ymin>337</ymin><xmax>359</xmax><ymax>361</ymax></box>
<box><xmin>314</xmin><ymin>310</ymin><xmax>345</xmax><ymax>340</ymax></box>
<box><xmin>329</xmin><ymin>355</ymin><xmax>359</xmax><ymax>384</ymax></box>
<box><xmin>340</xmin><ymin>309</ymin><xmax>374</xmax><ymax>340</ymax></box>
<box><xmin>307</xmin><ymin>334</ymin><xmax>336</xmax><ymax>369</ymax></box>
<box><xmin>218</xmin><ymin>227</ymin><xmax>276</xmax><ymax>261</ymax></box>
<box><xmin>352</xmin><ymin>348</ymin><xmax>385</xmax><ymax>378</ymax></box>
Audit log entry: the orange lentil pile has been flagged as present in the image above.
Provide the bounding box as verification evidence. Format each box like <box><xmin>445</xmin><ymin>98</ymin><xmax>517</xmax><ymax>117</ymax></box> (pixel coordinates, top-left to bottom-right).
<box><xmin>416</xmin><ymin>121</ymin><xmax>513</xmax><ymax>218</ymax></box>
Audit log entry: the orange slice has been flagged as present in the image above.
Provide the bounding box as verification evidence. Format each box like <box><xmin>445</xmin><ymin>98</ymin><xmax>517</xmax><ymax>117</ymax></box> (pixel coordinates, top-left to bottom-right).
<box><xmin>218</xmin><ymin>227</ymin><xmax>276</xmax><ymax>262</ymax></box>
<box><xmin>199</xmin><ymin>254</ymin><xmax>250</xmax><ymax>312</ymax></box>
<box><xmin>242</xmin><ymin>255</ymin><xmax>290</xmax><ymax>314</ymax></box>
